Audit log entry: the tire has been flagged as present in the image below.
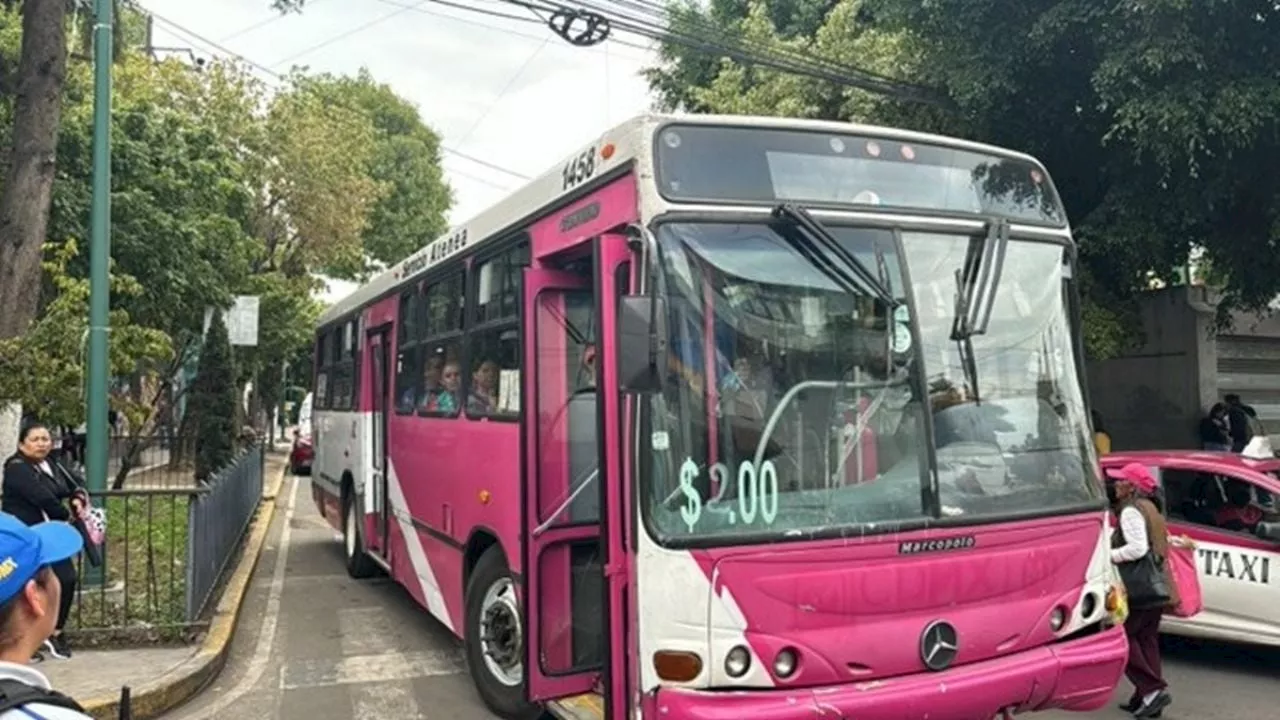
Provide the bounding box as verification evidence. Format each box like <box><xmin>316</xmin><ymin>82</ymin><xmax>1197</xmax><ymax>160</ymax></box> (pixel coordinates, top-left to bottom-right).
<box><xmin>342</xmin><ymin>490</ymin><xmax>378</xmax><ymax>579</ymax></box>
<box><xmin>464</xmin><ymin>547</ymin><xmax>541</xmax><ymax>720</ymax></box>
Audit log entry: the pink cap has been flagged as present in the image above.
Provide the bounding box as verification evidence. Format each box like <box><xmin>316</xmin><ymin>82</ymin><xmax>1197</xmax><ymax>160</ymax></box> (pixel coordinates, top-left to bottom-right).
<box><xmin>1105</xmin><ymin>462</ymin><xmax>1158</xmax><ymax>494</ymax></box>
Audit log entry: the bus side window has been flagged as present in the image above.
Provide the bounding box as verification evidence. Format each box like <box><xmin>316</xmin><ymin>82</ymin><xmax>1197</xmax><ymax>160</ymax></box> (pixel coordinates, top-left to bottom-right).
<box><xmin>467</xmin><ymin>242</ymin><xmax>527</xmax><ymax>420</ymax></box>
<box><xmin>394</xmin><ymin>290</ymin><xmax>420</xmax><ymax>414</ymax></box>
<box><xmin>419</xmin><ymin>271</ymin><xmax>466</xmax><ymax>418</ymax></box>
<box><xmin>395</xmin><ymin>346</ymin><xmax>422</xmax><ymax>414</ymax></box>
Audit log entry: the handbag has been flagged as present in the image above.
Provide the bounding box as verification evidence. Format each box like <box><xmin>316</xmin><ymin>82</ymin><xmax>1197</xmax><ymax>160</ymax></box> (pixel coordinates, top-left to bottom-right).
<box><xmin>1165</xmin><ymin>542</ymin><xmax>1203</xmax><ymax>617</ymax></box>
<box><xmin>52</xmin><ymin>461</ymin><xmax>106</xmax><ymax>568</ymax></box>
<box><xmin>1117</xmin><ymin>551</ymin><xmax>1172</xmax><ymax>608</ymax></box>
<box><xmin>1114</xmin><ymin>500</ymin><xmax>1173</xmax><ymax>608</ymax></box>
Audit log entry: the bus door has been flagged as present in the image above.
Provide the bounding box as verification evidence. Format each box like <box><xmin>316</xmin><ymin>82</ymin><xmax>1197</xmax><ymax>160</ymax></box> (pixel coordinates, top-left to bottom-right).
<box><xmin>523</xmin><ymin>263</ymin><xmax>620</xmax><ymax>709</ymax></box>
<box><xmin>366</xmin><ymin>326</ymin><xmax>392</xmax><ymax>559</ymax></box>
<box><xmin>593</xmin><ymin>233</ymin><xmax>634</xmax><ymax>720</ymax></box>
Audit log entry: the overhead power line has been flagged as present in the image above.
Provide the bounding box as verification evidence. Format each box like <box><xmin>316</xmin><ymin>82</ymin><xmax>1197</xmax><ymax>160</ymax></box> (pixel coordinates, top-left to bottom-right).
<box><xmin>270</xmin><ymin>1</ymin><xmax>432</xmax><ymax>68</ymax></box>
<box><xmin>219</xmin><ymin>0</ymin><xmax>329</xmax><ymax>43</ymax></box>
<box><xmin>139</xmin><ymin>6</ymin><xmax>531</xmax><ymax>181</ymax></box>
<box><xmin>372</xmin><ymin>0</ymin><xmax>652</xmax><ymax>53</ymax></box>
<box><xmin>496</xmin><ymin>0</ymin><xmax>953</xmax><ymax>108</ymax></box>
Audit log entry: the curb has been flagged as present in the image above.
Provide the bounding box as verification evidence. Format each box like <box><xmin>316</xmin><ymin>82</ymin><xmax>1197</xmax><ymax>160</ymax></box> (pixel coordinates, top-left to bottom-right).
<box><xmin>81</xmin><ymin>457</ymin><xmax>291</xmax><ymax>720</ymax></box>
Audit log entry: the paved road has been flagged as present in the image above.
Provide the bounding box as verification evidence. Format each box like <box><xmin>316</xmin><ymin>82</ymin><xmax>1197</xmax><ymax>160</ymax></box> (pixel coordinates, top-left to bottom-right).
<box><xmin>160</xmin><ymin>473</ymin><xmax>1279</xmax><ymax>719</ymax></box>
<box><xmin>161</xmin><ymin>473</ymin><xmax>500</xmax><ymax>720</ymax></box>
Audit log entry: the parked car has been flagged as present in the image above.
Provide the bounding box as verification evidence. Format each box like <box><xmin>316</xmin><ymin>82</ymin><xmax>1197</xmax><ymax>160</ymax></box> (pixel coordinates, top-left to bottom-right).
<box><xmin>290</xmin><ymin>392</ymin><xmax>313</xmax><ymax>476</ymax></box>
<box><xmin>1100</xmin><ymin>450</ymin><xmax>1280</xmax><ymax>647</ymax></box>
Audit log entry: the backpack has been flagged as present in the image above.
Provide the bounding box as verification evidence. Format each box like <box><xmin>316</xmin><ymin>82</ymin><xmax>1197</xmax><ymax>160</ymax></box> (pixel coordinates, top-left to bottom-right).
<box><xmin>0</xmin><ymin>679</ymin><xmax>85</xmax><ymax>716</ymax></box>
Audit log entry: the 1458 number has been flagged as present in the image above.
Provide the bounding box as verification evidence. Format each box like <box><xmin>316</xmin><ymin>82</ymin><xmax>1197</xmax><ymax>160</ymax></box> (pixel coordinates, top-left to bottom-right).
<box><xmin>562</xmin><ymin>146</ymin><xmax>596</xmax><ymax>190</ymax></box>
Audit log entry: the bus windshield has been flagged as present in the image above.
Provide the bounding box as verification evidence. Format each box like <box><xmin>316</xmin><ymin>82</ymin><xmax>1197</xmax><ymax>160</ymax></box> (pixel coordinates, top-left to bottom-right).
<box><xmin>643</xmin><ymin>220</ymin><xmax>1100</xmax><ymax>545</ymax></box>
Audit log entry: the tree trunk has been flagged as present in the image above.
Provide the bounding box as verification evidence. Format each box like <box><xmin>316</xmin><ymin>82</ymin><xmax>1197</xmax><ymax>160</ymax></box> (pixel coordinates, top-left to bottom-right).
<box><xmin>0</xmin><ymin>0</ymin><xmax>68</xmax><ymax>341</ymax></box>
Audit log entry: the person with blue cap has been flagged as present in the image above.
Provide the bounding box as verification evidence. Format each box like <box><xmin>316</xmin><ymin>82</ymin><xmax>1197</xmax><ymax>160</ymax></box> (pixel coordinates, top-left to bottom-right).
<box><xmin>0</xmin><ymin>512</ymin><xmax>90</xmax><ymax>719</ymax></box>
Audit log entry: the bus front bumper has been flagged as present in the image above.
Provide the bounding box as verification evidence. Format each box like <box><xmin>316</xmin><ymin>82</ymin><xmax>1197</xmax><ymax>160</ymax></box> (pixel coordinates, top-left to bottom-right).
<box><xmin>652</xmin><ymin>624</ymin><xmax>1128</xmax><ymax>720</ymax></box>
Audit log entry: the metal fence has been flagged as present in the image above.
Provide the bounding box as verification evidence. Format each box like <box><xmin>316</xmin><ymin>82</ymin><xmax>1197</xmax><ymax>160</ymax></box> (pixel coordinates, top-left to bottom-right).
<box><xmin>186</xmin><ymin>444</ymin><xmax>265</xmax><ymax>621</ymax></box>
<box><xmin>68</xmin><ymin>443</ymin><xmax>265</xmax><ymax>644</ymax></box>
<box><xmin>56</xmin><ymin>432</ymin><xmax>196</xmax><ymax>490</ymax></box>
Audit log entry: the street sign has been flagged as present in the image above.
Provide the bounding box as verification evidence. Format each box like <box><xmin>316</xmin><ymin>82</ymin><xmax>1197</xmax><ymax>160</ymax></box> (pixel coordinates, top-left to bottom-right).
<box><xmin>227</xmin><ymin>296</ymin><xmax>261</xmax><ymax>346</ymax></box>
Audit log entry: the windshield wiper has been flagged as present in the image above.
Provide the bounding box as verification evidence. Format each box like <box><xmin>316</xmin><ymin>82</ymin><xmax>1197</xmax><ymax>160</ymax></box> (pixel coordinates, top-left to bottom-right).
<box><xmin>770</xmin><ymin>203</ymin><xmax>897</xmax><ymax>307</ymax></box>
<box><xmin>951</xmin><ymin>218</ymin><xmax>1009</xmax><ymax>340</ymax></box>
<box><xmin>949</xmin><ymin>218</ymin><xmax>1010</xmax><ymax>403</ymax></box>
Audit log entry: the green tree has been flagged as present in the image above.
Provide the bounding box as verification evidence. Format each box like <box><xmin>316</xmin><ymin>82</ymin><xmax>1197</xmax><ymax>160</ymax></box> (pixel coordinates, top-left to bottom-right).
<box><xmin>189</xmin><ymin>310</ymin><xmax>237</xmax><ymax>481</ymax></box>
<box><xmin>5</xmin><ymin>8</ymin><xmax>430</xmax><ymax>466</ymax></box>
<box><xmin>0</xmin><ymin>239</ymin><xmax>171</xmax><ymax>427</ymax></box>
<box><xmin>298</xmin><ymin>69</ymin><xmax>453</xmax><ymax>275</ymax></box>
<box><xmin>252</xmin><ymin>69</ymin><xmax>384</xmax><ymax>281</ymax></box>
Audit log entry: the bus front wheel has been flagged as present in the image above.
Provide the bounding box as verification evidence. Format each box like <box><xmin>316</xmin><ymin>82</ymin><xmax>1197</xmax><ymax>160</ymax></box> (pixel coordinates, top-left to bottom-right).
<box><xmin>464</xmin><ymin>547</ymin><xmax>540</xmax><ymax>720</ymax></box>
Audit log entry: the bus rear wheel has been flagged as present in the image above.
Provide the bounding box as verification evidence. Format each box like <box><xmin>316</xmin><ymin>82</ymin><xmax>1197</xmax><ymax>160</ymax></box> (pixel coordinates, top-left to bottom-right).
<box><xmin>464</xmin><ymin>547</ymin><xmax>540</xmax><ymax>720</ymax></box>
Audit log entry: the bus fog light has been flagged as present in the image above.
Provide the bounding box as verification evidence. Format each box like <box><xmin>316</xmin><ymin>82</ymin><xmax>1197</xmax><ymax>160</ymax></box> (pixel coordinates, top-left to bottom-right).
<box><xmin>773</xmin><ymin>648</ymin><xmax>798</xmax><ymax>679</ymax></box>
<box><xmin>725</xmin><ymin>646</ymin><xmax>751</xmax><ymax>678</ymax></box>
<box><xmin>1049</xmin><ymin>607</ymin><xmax>1067</xmax><ymax>632</ymax></box>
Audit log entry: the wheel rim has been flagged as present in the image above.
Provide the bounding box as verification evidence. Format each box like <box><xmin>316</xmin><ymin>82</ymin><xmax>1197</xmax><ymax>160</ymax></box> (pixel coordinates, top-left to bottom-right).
<box><xmin>345</xmin><ymin>501</ymin><xmax>357</xmax><ymax>558</ymax></box>
<box><xmin>479</xmin><ymin>576</ymin><xmax>523</xmax><ymax>687</ymax></box>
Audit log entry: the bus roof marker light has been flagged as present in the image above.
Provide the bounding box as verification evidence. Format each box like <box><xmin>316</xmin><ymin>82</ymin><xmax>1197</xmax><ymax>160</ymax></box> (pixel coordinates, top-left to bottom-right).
<box><xmin>865</xmin><ymin>140</ymin><xmax>881</xmax><ymax>158</ymax></box>
<box><xmin>829</xmin><ymin>137</ymin><xmax>846</xmax><ymax>154</ymax></box>
<box><xmin>601</xmin><ymin>143</ymin><xmax>616</xmax><ymax>160</ymax></box>
<box><xmin>900</xmin><ymin>144</ymin><xmax>916</xmax><ymax>160</ymax></box>
<box><xmin>663</xmin><ymin>130</ymin><xmax>682</xmax><ymax>149</ymax></box>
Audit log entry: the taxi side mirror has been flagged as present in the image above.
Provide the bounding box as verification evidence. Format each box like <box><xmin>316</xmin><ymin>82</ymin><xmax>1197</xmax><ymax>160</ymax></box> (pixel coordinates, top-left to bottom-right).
<box><xmin>1255</xmin><ymin>522</ymin><xmax>1280</xmax><ymax>542</ymax></box>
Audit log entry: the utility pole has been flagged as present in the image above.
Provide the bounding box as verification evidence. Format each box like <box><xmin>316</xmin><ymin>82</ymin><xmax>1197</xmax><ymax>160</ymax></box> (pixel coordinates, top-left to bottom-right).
<box><xmin>84</xmin><ymin>0</ymin><xmax>114</xmax><ymax>587</ymax></box>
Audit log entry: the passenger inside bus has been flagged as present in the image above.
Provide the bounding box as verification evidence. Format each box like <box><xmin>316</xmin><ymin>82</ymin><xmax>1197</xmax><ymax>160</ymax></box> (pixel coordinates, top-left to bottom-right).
<box><xmin>467</xmin><ymin>360</ymin><xmax>499</xmax><ymax>414</ymax></box>
<box><xmin>414</xmin><ymin>355</ymin><xmax>443</xmax><ymax>411</ymax></box>
<box><xmin>426</xmin><ymin>360</ymin><xmax>461</xmax><ymax>413</ymax></box>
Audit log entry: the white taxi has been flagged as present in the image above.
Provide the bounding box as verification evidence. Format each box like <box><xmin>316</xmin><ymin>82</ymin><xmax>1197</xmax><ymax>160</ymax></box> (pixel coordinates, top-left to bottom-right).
<box><xmin>1100</xmin><ymin>447</ymin><xmax>1280</xmax><ymax>647</ymax></box>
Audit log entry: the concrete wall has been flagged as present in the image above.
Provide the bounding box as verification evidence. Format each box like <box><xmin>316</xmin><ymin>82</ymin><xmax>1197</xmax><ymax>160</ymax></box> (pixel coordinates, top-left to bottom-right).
<box><xmin>1085</xmin><ymin>286</ymin><xmax>1218</xmax><ymax>450</ymax></box>
<box><xmin>1086</xmin><ymin>286</ymin><xmax>1280</xmax><ymax>450</ymax></box>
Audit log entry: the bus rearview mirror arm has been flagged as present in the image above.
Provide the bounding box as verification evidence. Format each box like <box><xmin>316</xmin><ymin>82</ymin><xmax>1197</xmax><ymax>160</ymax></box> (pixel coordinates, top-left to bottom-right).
<box><xmin>618</xmin><ymin>295</ymin><xmax>667</xmax><ymax>394</ymax></box>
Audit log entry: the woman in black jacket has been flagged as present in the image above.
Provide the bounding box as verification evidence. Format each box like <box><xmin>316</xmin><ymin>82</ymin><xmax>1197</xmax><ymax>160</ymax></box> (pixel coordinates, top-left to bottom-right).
<box><xmin>2</xmin><ymin>422</ymin><xmax>84</xmax><ymax>660</ymax></box>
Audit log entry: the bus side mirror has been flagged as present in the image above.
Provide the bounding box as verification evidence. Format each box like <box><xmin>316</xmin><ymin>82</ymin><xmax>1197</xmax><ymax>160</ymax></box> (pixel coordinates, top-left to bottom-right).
<box><xmin>617</xmin><ymin>294</ymin><xmax>666</xmax><ymax>394</ymax></box>
<box><xmin>1256</xmin><ymin>522</ymin><xmax>1280</xmax><ymax>542</ymax></box>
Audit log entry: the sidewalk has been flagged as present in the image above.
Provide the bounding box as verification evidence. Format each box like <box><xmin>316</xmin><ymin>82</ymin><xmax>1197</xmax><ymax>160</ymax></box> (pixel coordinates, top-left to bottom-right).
<box><xmin>43</xmin><ymin>446</ymin><xmax>292</xmax><ymax>719</ymax></box>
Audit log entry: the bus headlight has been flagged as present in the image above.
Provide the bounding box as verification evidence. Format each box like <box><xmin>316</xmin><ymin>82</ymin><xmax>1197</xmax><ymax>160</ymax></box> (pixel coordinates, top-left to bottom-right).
<box><xmin>725</xmin><ymin>646</ymin><xmax>751</xmax><ymax>678</ymax></box>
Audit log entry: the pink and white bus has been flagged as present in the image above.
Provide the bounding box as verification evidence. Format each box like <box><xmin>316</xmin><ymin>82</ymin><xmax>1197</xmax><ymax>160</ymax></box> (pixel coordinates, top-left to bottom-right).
<box><xmin>308</xmin><ymin>114</ymin><xmax>1130</xmax><ymax>720</ymax></box>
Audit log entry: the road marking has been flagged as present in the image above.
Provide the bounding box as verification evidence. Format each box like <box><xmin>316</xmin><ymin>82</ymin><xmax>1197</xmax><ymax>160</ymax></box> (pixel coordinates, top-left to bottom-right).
<box><xmin>180</xmin><ymin>473</ymin><xmax>300</xmax><ymax>719</ymax></box>
<box><xmin>279</xmin><ymin>648</ymin><xmax>465</xmax><ymax>690</ymax></box>
<box><xmin>352</xmin><ymin>682</ymin><xmax>427</xmax><ymax>720</ymax></box>
<box><xmin>338</xmin><ymin>606</ymin><xmax>399</xmax><ymax>657</ymax></box>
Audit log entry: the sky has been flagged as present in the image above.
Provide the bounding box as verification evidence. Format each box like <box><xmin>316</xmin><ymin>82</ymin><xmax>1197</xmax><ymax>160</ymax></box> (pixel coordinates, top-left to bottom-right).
<box><xmin>138</xmin><ymin>0</ymin><xmax>662</xmax><ymax>305</ymax></box>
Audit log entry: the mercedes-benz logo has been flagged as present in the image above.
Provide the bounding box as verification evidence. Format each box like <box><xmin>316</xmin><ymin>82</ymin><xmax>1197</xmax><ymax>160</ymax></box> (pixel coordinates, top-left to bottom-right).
<box><xmin>920</xmin><ymin>620</ymin><xmax>959</xmax><ymax>671</ymax></box>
